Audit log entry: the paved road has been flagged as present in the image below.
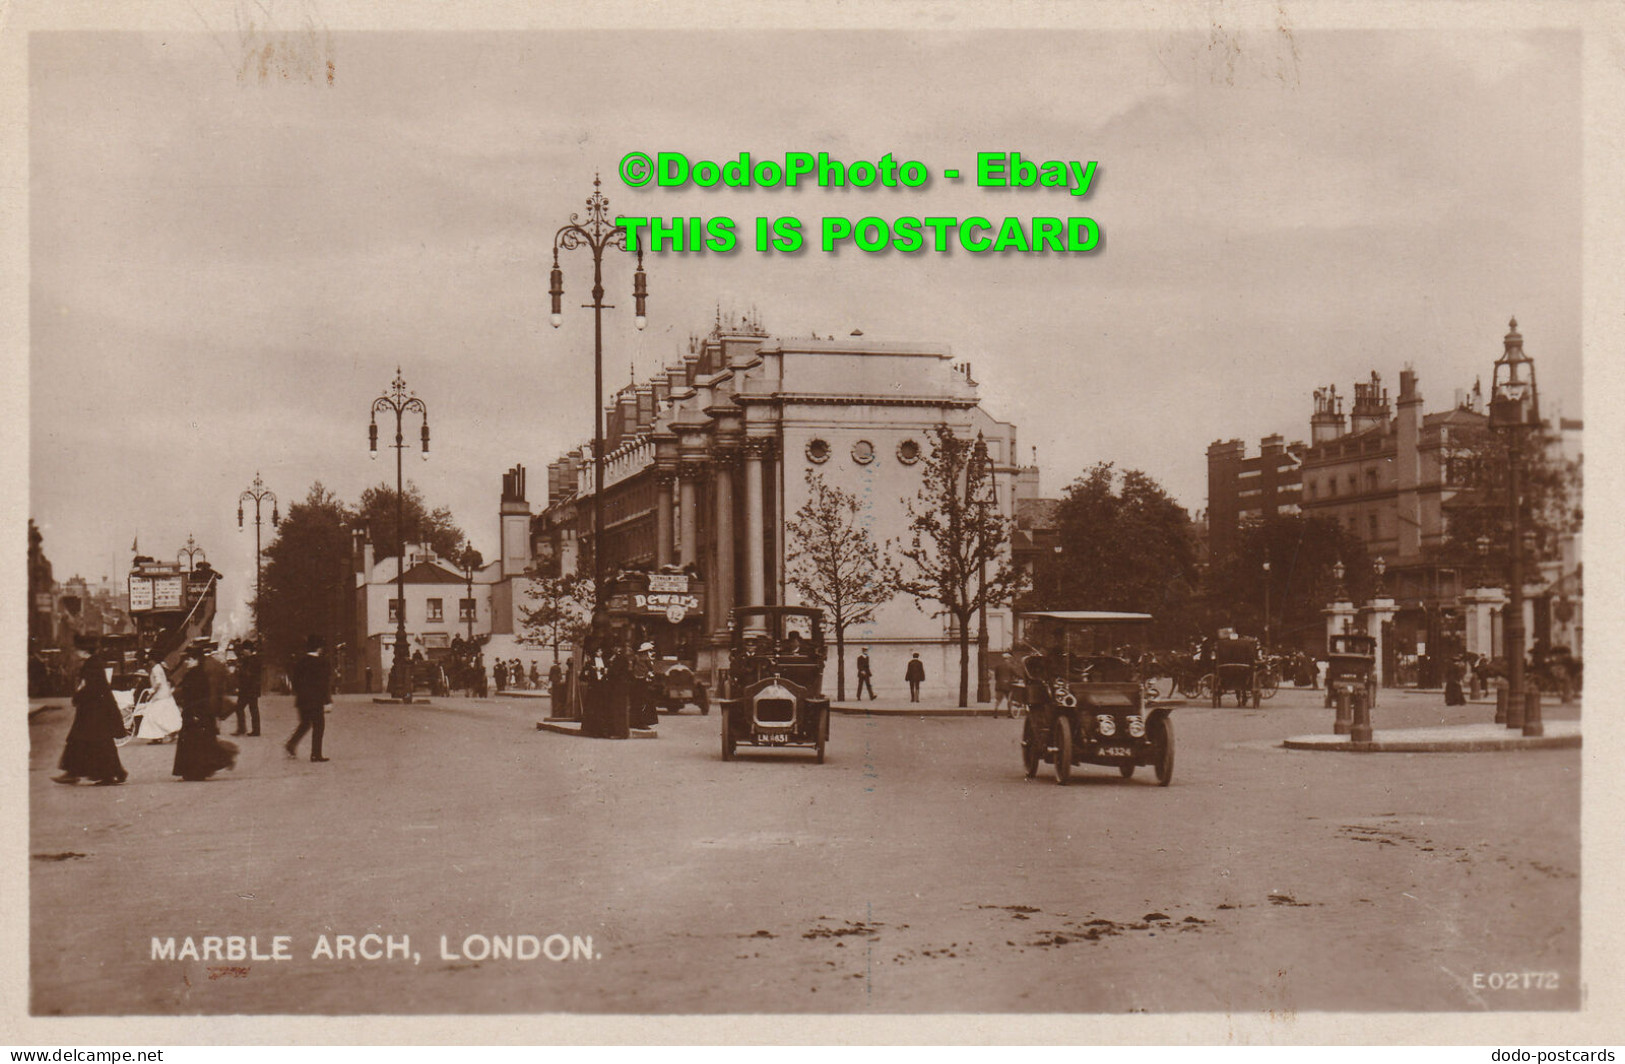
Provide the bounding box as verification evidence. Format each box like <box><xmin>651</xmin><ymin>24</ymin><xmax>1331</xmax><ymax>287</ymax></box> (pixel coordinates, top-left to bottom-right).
<box><xmin>27</xmin><ymin>686</ymin><xmax>1580</xmax><ymax>1014</ymax></box>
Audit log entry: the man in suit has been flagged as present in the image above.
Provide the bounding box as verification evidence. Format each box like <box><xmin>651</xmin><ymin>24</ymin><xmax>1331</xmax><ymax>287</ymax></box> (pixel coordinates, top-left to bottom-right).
<box><xmin>231</xmin><ymin>640</ymin><xmax>262</xmax><ymax>736</ymax></box>
<box><xmin>905</xmin><ymin>652</ymin><xmax>926</xmax><ymax>703</ymax></box>
<box><xmin>856</xmin><ymin>648</ymin><xmax>876</xmax><ymax>701</ymax></box>
<box><xmin>286</xmin><ymin>633</ymin><xmax>331</xmax><ymax>763</ymax></box>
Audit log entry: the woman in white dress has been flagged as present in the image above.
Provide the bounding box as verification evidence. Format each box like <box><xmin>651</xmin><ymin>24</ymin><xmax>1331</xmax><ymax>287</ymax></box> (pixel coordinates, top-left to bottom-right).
<box><xmin>133</xmin><ymin>655</ymin><xmax>183</xmax><ymax>742</ymax></box>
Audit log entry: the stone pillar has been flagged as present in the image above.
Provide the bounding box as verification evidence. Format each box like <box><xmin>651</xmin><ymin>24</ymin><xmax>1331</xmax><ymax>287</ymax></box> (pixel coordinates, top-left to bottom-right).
<box><xmin>655</xmin><ymin>472</ymin><xmax>675</xmax><ymax>568</ymax></box>
<box><xmin>1462</xmin><ymin>586</ymin><xmax>1506</xmax><ymax>659</ymax></box>
<box><xmin>711</xmin><ymin>449</ymin><xmax>737</xmax><ymax>636</ymax></box>
<box><xmin>742</xmin><ymin>437</ymin><xmax>771</xmax><ymax>607</ymax></box>
<box><xmin>1323</xmin><ymin>600</ymin><xmax>1357</xmax><ymax>646</ymax></box>
<box><xmin>1364</xmin><ymin>596</ymin><xmax>1398</xmax><ymax>687</ymax></box>
<box><xmin>677</xmin><ymin>466</ymin><xmax>700</xmax><ymax>569</ymax></box>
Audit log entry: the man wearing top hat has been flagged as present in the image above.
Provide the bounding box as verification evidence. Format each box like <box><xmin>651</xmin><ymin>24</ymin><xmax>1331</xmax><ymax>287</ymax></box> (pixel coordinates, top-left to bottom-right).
<box><xmin>231</xmin><ymin>639</ymin><xmax>263</xmax><ymax>737</ymax></box>
<box><xmin>287</xmin><ymin>633</ymin><xmax>332</xmax><ymax>762</ymax></box>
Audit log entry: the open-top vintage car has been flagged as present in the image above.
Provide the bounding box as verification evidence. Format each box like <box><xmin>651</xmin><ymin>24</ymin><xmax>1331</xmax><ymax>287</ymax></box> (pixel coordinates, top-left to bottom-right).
<box><xmin>1015</xmin><ymin>612</ymin><xmax>1174</xmax><ymax>786</ymax></box>
<box><xmin>1211</xmin><ymin>633</ymin><xmax>1262</xmax><ymax>708</ymax></box>
<box><xmin>719</xmin><ymin>606</ymin><xmax>831</xmax><ymax>763</ymax></box>
<box><xmin>1324</xmin><ymin>631</ymin><xmax>1378</xmax><ymax>710</ymax></box>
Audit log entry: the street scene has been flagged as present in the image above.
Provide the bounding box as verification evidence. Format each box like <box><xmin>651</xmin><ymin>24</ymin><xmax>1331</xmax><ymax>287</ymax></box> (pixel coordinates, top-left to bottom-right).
<box><xmin>28</xmin><ymin>686</ymin><xmax>1581</xmax><ymax>1015</ymax></box>
<box><xmin>14</xmin><ymin>7</ymin><xmax>1602</xmax><ymax>1040</ymax></box>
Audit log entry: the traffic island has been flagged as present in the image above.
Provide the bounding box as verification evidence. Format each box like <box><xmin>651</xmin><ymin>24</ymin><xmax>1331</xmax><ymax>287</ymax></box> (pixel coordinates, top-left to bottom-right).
<box><xmin>1282</xmin><ymin>720</ymin><xmax>1580</xmax><ymax>753</ymax></box>
<box><xmin>371</xmin><ymin>697</ymin><xmax>435</xmax><ymax>706</ymax></box>
<box><xmin>535</xmin><ymin>719</ymin><xmax>657</xmax><ymax>739</ymax></box>
<box><xmin>830</xmin><ymin>699</ymin><xmax>999</xmax><ymax>717</ymax></box>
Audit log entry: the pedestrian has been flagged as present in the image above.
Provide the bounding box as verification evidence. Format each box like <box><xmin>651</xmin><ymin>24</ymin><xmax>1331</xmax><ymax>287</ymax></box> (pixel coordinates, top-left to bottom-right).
<box><xmin>53</xmin><ymin>650</ymin><xmax>129</xmax><ymax>786</ymax></box>
<box><xmin>993</xmin><ymin>652</ymin><xmax>1017</xmax><ymax>717</ymax></box>
<box><xmin>286</xmin><ymin>633</ymin><xmax>332</xmax><ymax>763</ymax></box>
<box><xmin>1444</xmin><ymin>656</ymin><xmax>1467</xmax><ymax>706</ymax></box>
<box><xmin>856</xmin><ymin>647</ymin><xmax>876</xmax><ymax>701</ymax></box>
<box><xmin>474</xmin><ymin>653</ymin><xmax>489</xmax><ymax>698</ymax></box>
<box><xmin>905</xmin><ymin>652</ymin><xmax>925</xmax><ymax>703</ymax></box>
<box><xmin>133</xmin><ymin>650</ymin><xmax>183</xmax><ymax>743</ymax></box>
<box><xmin>549</xmin><ymin>660</ymin><xmax>564</xmax><ymax>711</ymax></box>
<box><xmin>231</xmin><ymin>640</ymin><xmax>262</xmax><ymax>737</ymax></box>
<box><xmin>530</xmin><ymin>662</ymin><xmax>542</xmax><ymax>689</ymax></box>
<box><xmin>172</xmin><ymin>641</ymin><xmax>238</xmax><ymax>782</ymax></box>
<box><xmin>494</xmin><ymin>660</ymin><xmax>507</xmax><ymax>693</ymax></box>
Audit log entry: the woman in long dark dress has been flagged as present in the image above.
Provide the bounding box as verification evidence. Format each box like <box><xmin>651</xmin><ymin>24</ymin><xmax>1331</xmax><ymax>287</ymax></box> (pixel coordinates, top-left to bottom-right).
<box><xmin>53</xmin><ymin>653</ymin><xmax>128</xmax><ymax>786</ymax></box>
<box><xmin>171</xmin><ymin>650</ymin><xmax>238</xmax><ymax>782</ymax></box>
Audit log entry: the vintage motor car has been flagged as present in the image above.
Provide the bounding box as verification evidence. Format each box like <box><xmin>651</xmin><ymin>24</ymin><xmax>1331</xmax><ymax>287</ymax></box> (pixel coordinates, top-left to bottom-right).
<box><xmin>1324</xmin><ymin>631</ymin><xmax>1378</xmax><ymax>711</ymax></box>
<box><xmin>719</xmin><ymin>606</ymin><xmax>830</xmax><ymax>763</ymax></box>
<box><xmin>1014</xmin><ymin>611</ymin><xmax>1174</xmax><ymax>786</ymax></box>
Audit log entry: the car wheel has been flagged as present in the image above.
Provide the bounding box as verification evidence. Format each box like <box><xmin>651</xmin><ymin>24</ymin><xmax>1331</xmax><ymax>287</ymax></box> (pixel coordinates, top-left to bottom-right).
<box><xmin>698</xmin><ymin>685</ymin><xmax>710</xmax><ymax>716</ymax></box>
<box><xmin>1054</xmin><ymin>714</ymin><xmax>1074</xmax><ymax>786</ymax></box>
<box><xmin>1152</xmin><ymin>714</ymin><xmax>1175</xmax><ymax>786</ymax></box>
<box><xmin>1210</xmin><ymin>682</ymin><xmax>1220</xmax><ymax>709</ymax></box>
<box><xmin>1021</xmin><ymin>716</ymin><xmax>1041</xmax><ymax>778</ymax></box>
<box><xmin>1119</xmin><ymin>762</ymin><xmax>1135</xmax><ymax>779</ymax></box>
<box><xmin>721</xmin><ymin>711</ymin><xmax>735</xmax><ymax>762</ymax></box>
<box><xmin>815</xmin><ymin>707</ymin><xmax>828</xmax><ymax>764</ymax></box>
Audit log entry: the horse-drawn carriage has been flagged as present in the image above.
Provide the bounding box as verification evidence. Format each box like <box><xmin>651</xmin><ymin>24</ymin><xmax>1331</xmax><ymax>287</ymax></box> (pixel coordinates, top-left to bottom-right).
<box><xmin>1210</xmin><ymin>634</ymin><xmax>1262</xmax><ymax>708</ymax></box>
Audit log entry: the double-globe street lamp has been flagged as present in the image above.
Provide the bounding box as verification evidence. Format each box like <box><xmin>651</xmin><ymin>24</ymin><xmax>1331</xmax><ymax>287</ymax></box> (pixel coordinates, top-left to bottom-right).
<box><xmin>369</xmin><ymin>369</ymin><xmax>430</xmax><ymax>702</ymax></box>
<box><xmin>237</xmin><ymin>474</ymin><xmax>280</xmax><ymax>635</ymax></box>
<box><xmin>1488</xmin><ymin>317</ymin><xmax>1541</xmax><ymax>736</ymax></box>
<box><xmin>549</xmin><ymin>175</ymin><xmax>648</xmax><ymax>610</ymax></box>
<box><xmin>178</xmin><ymin>534</ymin><xmax>208</xmax><ymax>574</ymax></box>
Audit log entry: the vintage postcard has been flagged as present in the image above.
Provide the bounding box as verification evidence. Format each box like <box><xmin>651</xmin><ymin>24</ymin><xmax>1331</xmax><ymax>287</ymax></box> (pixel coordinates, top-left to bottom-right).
<box><xmin>6</xmin><ymin>0</ymin><xmax>1622</xmax><ymax>1047</ymax></box>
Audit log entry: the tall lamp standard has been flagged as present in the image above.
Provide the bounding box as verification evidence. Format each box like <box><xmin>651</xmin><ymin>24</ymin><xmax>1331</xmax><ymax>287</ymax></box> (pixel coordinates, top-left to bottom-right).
<box><xmin>549</xmin><ymin>175</ymin><xmax>648</xmax><ymax>611</ymax></box>
<box><xmin>369</xmin><ymin>369</ymin><xmax>430</xmax><ymax>702</ymax></box>
<box><xmin>1261</xmin><ymin>557</ymin><xmax>1272</xmax><ymax>649</ymax></box>
<box><xmin>237</xmin><ymin>474</ymin><xmax>280</xmax><ymax>635</ymax></box>
<box><xmin>178</xmin><ymin>534</ymin><xmax>208</xmax><ymax>574</ymax></box>
<box><xmin>1488</xmin><ymin>317</ymin><xmax>1541</xmax><ymax>736</ymax></box>
<box><xmin>458</xmin><ymin>541</ymin><xmax>483</xmax><ymax>642</ymax></box>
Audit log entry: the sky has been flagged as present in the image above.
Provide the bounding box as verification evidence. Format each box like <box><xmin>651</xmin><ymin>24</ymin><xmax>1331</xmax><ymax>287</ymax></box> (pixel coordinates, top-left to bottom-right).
<box><xmin>27</xmin><ymin>21</ymin><xmax>1583</xmax><ymax>635</ymax></box>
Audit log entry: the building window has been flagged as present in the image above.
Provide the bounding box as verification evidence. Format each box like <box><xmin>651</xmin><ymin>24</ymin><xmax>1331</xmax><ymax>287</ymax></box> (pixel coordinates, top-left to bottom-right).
<box><xmin>388</xmin><ymin>598</ymin><xmax>404</xmax><ymax>623</ymax></box>
<box><xmin>1366</xmin><ymin>469</ymin><xmax>1378</xmax><ymax>492</ymax></box>
<box><xmin>851</xmin><ymin>440</ymin><xmax>875</xmax><ymax>465</ymax></box>
<box><xmin>427</xmin><ymin>598</ymin><xmax>444</xmax><ymax>622</ymax></box>
<box><xmin>805</xmin><ymin>438</ymin><xmax>831</xmax><ymax>464</ymax></box>
<box><xmin>896</xmin><ymin>438</ymin><xmax>922</xmax><ymax>465</ymax></box>
<box><xmin>1368</xmin><ymin>513</ymin><xmax>1378</xmax><ymax>537</ymax></box>
<box><xmin>1327</xmin><ymin>478</ymin><xmax>1336</xmax><ymax>497</ymax></box>
<box><xmin>1347</xmin><ymin>474</ymin><xmax>1357</xmax><ymax>493</ymax></box>
<box><xmin>460</xmin><ymin>597</ymin><xmax>476</xmax><ymax>621</ymax></box>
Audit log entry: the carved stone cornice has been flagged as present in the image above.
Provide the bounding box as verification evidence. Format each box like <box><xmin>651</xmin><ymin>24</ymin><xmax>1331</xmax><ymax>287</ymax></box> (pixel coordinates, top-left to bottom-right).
<box><xmin>741</xmin><ymin>436</ymin><xmax>777</xmax><ymax>462</ymax></box>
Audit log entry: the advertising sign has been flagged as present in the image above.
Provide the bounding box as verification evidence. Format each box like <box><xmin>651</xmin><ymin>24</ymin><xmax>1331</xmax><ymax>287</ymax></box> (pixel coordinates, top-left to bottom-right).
<box><xmin>152</xmin><ymin>575</ymin><xmax>185</xmax><ymax>610</ymax></box>
<box><xmin>127</xmin><ymin>576</ymin><xmax>154</xmax><ymax>612</ymax></box>
<box><xmin>647</xmin><ymin>573</ymin><xmax>689</xmax><ymax>594</ymax></box>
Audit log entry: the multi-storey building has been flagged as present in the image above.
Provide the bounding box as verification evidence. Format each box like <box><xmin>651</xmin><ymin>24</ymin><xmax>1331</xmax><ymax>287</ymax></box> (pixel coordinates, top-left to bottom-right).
<box><xmin>1205</xmin><ymin>433</ymin><xmax>1305</xmax><ymax>559</ymax></box>
<box><xmin>531</xmin><ymin>316</ymin><xmax>1026</xmax><ymax>696</ymax></box>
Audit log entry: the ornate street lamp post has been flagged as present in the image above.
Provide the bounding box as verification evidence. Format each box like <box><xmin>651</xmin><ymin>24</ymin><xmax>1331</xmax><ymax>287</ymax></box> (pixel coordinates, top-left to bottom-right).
<box><xmin>1488</xmin><ymin>317</ymin><xmax>1541</xmax><ymax>736</ymax></box>
<box><xmin>1373</xmin><ymin>556</ymin><xmax>1387</xmax><ymax>597</ymax></box>
<box><xmin>370</xmin><ymin>369</ymin><xmax>430</xmax><ymax>702</ymax></box>
<box><xmin>237</xmin><ymin>474</ymin><xmax>279</xmax><ymax>634</ymax></box>
<box><xmin>459</xmin><ymin>541</ymin><xmax>483</xmax><ymax>642</ymax></box>
<box><xmin>178</xmin><ymin>534</ymin><xmax>208</xmax><ymax>574</ymax></box>
<box><xmin>549</xmin><ymin>175</ymin><xmax>648</xmax><ymax>610</ymax></box>
<box><xmin>1261</xmin><ymin>557</ymin><xmax>1272</xmax><ymax>649</ymax></box>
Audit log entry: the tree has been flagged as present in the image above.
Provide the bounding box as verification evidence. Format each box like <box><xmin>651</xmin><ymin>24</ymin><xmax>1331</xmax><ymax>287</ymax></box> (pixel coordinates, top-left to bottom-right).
<box><xmin>785</xmin><ymin>469</ymin><xmax>900</xmax><ymax>701</ymax></box>
<box><xmin>1206</xmin><ymin>514</ymin><xmax>1371</xmax><ymax>653</ymax></box>
<box><xmin>357</xmin><ymin>481</ymin><xmax>465</xmax><ymax>562</ymax></box>
<box><xmin>896</xmin><ymin>427</ymin><xmax>1026</xmax><ymax>707</ymax></box>
<box><xmin>1030</xmin><ymin>463</ymin><xmax>1201</xmax><ymax>647</ymax></box>
<box><xmin>1436</xmin><ymin>419</ymin><xmax>1582</xmax><ymax>574</ymax></box>
<box><xmin>518</xmin><ymin>570</ymin><xmax>595</xmax><ymax>663</ymax></box>
<box><xmin>256</xmin><ymin>483</ymin><xmax>352</xmax><ymax>667</ymax></box>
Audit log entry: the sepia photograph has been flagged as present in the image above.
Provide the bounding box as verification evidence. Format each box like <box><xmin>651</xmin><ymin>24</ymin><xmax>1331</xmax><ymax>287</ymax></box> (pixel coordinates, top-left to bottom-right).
<box><xmin>7</xmin><ymin>0</ymin><xmax>1623</xmax><ymax>1046</ymax></box>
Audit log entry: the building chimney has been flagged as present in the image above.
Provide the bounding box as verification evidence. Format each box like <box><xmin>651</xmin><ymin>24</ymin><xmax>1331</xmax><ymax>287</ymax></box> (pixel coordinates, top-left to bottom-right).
<box><xmin>1349</xmin><ymin>372</ymin><xmax>1390</xmax><ymax>433</ymax></box>
<box><xmin>1311</xmin><ymin>385</ymin><xmax>1345</xmax><ymax>443</ymax></box>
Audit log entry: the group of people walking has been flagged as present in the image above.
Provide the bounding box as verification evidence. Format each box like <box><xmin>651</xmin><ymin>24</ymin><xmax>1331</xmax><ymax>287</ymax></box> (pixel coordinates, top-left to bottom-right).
<box><xmin>51</xmin><ymin>634</ymin><xmax>332</xmax><ymax>787</ymax></box>
<box><xmin>853</xmin><ymin>648</ymin><xmax>930</xmax><ymax>703</ymax></box>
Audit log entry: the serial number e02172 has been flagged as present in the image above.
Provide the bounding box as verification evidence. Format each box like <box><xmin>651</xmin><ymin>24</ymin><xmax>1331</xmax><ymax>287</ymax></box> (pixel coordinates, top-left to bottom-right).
<box><xmin>1473</xmin><ymin>970</ymin><xmax>1561</xmax><ymax>990</ymax></box>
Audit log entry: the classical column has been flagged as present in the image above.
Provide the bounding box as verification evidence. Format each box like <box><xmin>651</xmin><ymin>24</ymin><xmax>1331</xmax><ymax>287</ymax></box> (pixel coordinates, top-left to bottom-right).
<box><xmin>742</xmin><ymin>437</ymin><xmax>771</xmax><ymax>607</ymax></box>
<box><xmin>655</xmin><ymin>471</ymin><xmax>675</xmax><ymax>568</ymax></box>
<box><xmin>677</xmin><ymin>464</ymin><xmax>701</xmax><ymax>569</ymax></box>
<box><xmin>711</xmin><ymin>448</ymin><xmax>738</xmax><ymax>634</ymax></box>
